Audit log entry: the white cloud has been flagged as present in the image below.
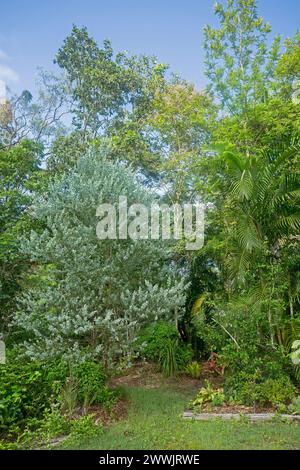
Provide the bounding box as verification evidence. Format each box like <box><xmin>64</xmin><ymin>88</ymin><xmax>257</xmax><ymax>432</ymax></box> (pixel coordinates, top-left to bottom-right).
<box><xmin>0</xmin><ymin>64</ymin><xmax>19</xmax><ymax>82</ymax></box>
<box><xmin>0</xmin><ymin>79</ymin><xmax>6</xmax><ymax>100</ymax></box>
<box><xmin>0</xmin><ymin>48</ymin><xmax>19</xmax><ymax>85</ymax></box>
<box><xmin>0</xmin><ymin>49</ymin><xmax>7</xmax><ymax>60</ymax></box>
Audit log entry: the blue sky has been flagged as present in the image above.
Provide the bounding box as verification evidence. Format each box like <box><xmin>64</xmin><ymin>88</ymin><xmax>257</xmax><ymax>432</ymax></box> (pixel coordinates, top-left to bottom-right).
<box><xmin>0</xmin><ymin>0</ymin><xmax>300</xmax><ymax>95</ymax></box>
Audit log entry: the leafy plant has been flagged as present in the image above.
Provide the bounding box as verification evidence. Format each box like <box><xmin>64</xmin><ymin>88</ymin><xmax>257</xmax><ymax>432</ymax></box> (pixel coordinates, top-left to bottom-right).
<box><xmin>0</xmin><ymin>359</ymin><xmax>114</xmax><ymax>437</ymax></box>
<box><xmin>0</xmin><ymin>362</ymin><xmax>61</xmax><ymax>433</ymax></box>
<box><xmin>73</xmin><ymin>361</ymin><xmax>114</xmax><ymax>412</ymax></box>
<box><xmin>38</xmin><ymin>404</ymin><xmax>70</xmax><ymax>441</ymax></box>
<box><xmin>290</xmin><ymin>340</ymin><xmax>300</xmax><ymax>365</ymax></box>
<box><xmin>258</xmin><ymin>377</ymin><xmax>296</xmax><ymax>406</ymax></box>
<box><xmin>225</xmin><ymin>373</ymin><xmax>296</xmax><ymax>407</ymax></box>
<box><xmin>185</xmin><ymin>361</ymin><xmax>202</xmax><ymax>379</ymax></box>
<box><xmin>69</xmin><ymin>414</ymin><xmax>103</xmax><ymax>441</ymax></box>
<box><xmin>160</xmin><ymin>340</ymin><xmax>178</xmax><ymax>377</ymax></box>
<box><xmin>190</xmin><ymin>380</ymin><xmax>225</xmax><ymax>409</ymax></box>
<box><xmin>139</xmin><ymin>321</ymin><xmax>193</xmax><ymax>372</ymax></box>
<box><xmin>287</xmin><ymin>396</ymin><xmax>300</xmax><ymax>415</ymax></box>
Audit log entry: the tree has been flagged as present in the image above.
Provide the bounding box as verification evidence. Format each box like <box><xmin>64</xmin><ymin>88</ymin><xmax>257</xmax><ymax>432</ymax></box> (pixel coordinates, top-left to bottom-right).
<box><xmin>277</xmin><ymin>32</ymin><xmax>300</xmax><ymax>100</ymax></box>
<box><xmin>0</xmin><ymin>140</ymin><xmax>44</xmax><ymax>336</ymax></box>
<box><xmin>0</xmin><ymin>71</ymin><xmax>69</xmax><ymax>150</ymax></box>
<box><xmin>195</xmin><ymin>137</ymin><xmax>300</xmax><ymax>350</ymax></box>
<box><xmin>15</xmin><ymin>144</ymin><xmax>187</xmax><ymax>363</ymax></box>
<box><xmin>145</xmin><ymin>80</ymin><xmax>216</xmax><ymax>202</ymax></box>
<box><xmin>190</xmin><ymin>0</ymin><xmax>300</xmax><ymax>363</ymax></box>
<box><xmin>204</xmin><ymin>0</ymin><xmax>280</xmax><ymax>116</ymax></box>
<box><xmin>51</xmin><ymin>25</ymin><xmax>170</xmax><ymax>180</ymax></box>
<box><xmin>55</xmin><ymin>26</ymin><xmax>166</xmax><ymax>139</ymax></box>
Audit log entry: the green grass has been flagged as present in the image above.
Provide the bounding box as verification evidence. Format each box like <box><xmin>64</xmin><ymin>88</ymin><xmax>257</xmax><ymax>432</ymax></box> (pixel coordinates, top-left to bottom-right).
<box><xmin>61</xmin><ymin>386</ymin><xmax>300</xmax><ymax>450</ymax></box>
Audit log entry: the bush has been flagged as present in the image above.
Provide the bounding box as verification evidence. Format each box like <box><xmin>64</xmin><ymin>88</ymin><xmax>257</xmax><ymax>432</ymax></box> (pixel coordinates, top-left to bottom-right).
<box><xmin>258</xmin><ymin>377</ymin><xmax>296</xmax><ymax>406</ymax></box>
<box><xmin>287</xmin><ymin>396</ymin><xmax>300</xmax><ymax>415</ymax></box>
<box><xmin>0</xmin><ymin>361</ymin><xmax>64</xmax><ymax>434</ymax></box>
<box><xmin>189</xmin><ymin>380</ymin><xmax>225</xmax><ymax>410</ymax></box>
<box><xmin>0</xmin><ymin>359</ymin><xmax>114</xmax><ymax>435</ymax></box>
<box><xmin>185</xmin><ymin>361</ymin><xmax>202</xmax><ymax>379</ymax></box>
<box><xmin>138</xmin><ymin>321</ymin><xmax>193</xmax><ymax>371</ymax></box>
<box><xmin>225</xmin><ymin>372</ymin><xmax>296</xmax><ymax>406</ymax></box>
<box><xmin>73</xmin><ymin>361</ymin><xmax>115</xmax><ymax>410</ymax></box>
<box><xmin>221</xmin><ymin>342</ymin><xmax>292</xmax><ymax>377</ymax></box>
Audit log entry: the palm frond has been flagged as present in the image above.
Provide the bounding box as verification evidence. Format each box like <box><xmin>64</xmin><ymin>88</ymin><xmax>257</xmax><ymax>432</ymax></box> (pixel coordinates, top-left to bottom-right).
<box><xmin>276</xmin><ymin>213</ymin><xmax>300</xmax><ymax>232</ymax></box>
<box><xmin>230</xmin><ymin>169</ymin><xmax>253</xmax><ymax>200</ymax></box>
<box><xmin>234</xmin><ymin>216</ymin><xmax>263</xmax><ymax>251</ymax></box>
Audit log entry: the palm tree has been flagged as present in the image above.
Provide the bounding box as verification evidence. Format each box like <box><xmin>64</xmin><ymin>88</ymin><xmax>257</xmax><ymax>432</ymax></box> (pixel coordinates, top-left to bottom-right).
<box><xmin>217</xmin><ymin>137</ymin><xmax>300</xmax><ymax>346</ymax></box>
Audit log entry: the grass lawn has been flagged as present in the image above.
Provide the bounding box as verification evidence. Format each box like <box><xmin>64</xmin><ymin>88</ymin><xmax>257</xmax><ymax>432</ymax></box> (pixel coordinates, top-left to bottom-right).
<box><xmin>60</xmin><ymin>372</ymin><xmax>300</xmax><ymax>450</ymax></box>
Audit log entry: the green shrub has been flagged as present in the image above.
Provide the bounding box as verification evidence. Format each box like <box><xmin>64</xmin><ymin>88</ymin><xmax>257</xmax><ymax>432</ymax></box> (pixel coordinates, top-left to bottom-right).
<box><xmin>185</xmin><ymin>361</ymin><xmax>202</xmax><ymax>379</ymax></box>
<box><xmin>73</xmin><ymin>361</ymin><xmax>115</xmax><ymax>411</ymax></box>
<box><xmin>287</xmin><ymin>396</ymin><xmax>300</xmax><ymax>415</ymax></box>
<box><xmin>221</xmin><ymin>342</ymin><xmax>291</xmax><ymax>375</ymax></box>
<box><xmin>160</xmin><ymin>340</ymin><xmax>178</xmax><ymax>377</ymax></box>
<box><xmin>44</xmin><ymin>359</ymin><xmax>70</xmax><ymax>396</ymax></box>
<box><xmin>139</xmin><ymin>322</ymin><xmax>179</xmax><ymax>359</ymax></box>
<box><xmin>258</xmin><ymin>377</ymin><xmax>296</xmax><ymax>406</ymax></box>
<box><xmin>70</xmin><ymin>414</ymin><xmax>102</xmax><ymax>439</ymax></box>
<box><xmin>221</xmin><ymin>342</ymin><xmax>296</xmax><ymax>407</ymax></box>
<box><xmin>0</xmin><ymin>359</ymin><xmax>114</xmax><ymax>435</ymax></box>
<box><xmin>0</xmin><ymin>362</ymin><xmax>61</xmax><ymax>433</ymax></box>
<box><xmin>225</xmin><ymin>372</ymin><xmax>296</xmax><ymax>406</ymax></box>
<box><xmin>63</xmin><ymin>414</ymin><xmax>103</xmax><ymax>447</ymax></box>
<box><xmin>138</xmin><ymin>321</ymin><xmax>193</xmax><ymax>371</ymax></box>
<box><xmin>190</xmin><ymin>380</ymin><xmax>225</xmax><ymax>409</ymax></box>
<box><xmin>43</xmin><ymin>406</ymin><xmax>70</xmax><ymax>438</ymax></box>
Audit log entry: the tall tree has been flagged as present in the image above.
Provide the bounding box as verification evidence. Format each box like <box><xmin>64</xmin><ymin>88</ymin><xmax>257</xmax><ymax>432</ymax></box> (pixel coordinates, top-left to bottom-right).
<box><xmin>0</xmin><ymin>71</ymin><xmax>69</xmax><ymax>150</ymax></box>
<box><xmin>0</xmin><ymin>140</ymin><xmax>44</xmax><ymax>336</ymax></box>
<box><xmin>55</xmin><ymin>26</ymin><xmax>166</xmax><ymax>139</ymax></box>
<box><xmin>277</xmin><ymin>32</ymin><xmax>300</xmax><ymax>101</ymax></box>
<box><xmin>14</xmin><ymin>145</ymin><xmax>187</xmax><ymax>363</ymax></box>
<box><xmin>204</xmin><ymin>0</ymin><xmax>280</xmax><ymax>116</ymax></box>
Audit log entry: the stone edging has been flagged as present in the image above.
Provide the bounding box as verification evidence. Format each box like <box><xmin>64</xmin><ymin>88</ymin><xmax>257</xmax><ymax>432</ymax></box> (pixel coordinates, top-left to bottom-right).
<box><xmin>183</xmin><ymin>411</ymin><xmax>300</xmax><ymax>421</ymax></box>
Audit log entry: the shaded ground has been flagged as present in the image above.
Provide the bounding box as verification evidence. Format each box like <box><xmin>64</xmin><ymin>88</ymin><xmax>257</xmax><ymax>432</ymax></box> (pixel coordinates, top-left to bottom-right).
<box><xmin>108</xmin><ymin>362</ymin><xmax>206</xmax><ymax>392</ymax></box>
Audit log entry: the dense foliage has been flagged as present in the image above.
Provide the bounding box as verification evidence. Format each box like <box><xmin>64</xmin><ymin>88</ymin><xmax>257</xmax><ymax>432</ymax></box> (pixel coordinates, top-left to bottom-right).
<box><xmin>0</xmin><ymin>359</ymin><xmax>113</xmax><ymax>435</ymax></box>
<box><xmin>14</xmin><ymin>146</ymin><xmax>186</xmax><ymax>364</ymax></box>
<box><xmin>138</xmin><ymin>321</ymin><xmax>193</xmax><ymax>374</ymax></box>
<box><xmin>0</xmin><ymin>0</ymin><xmax>300</xmax><ymax>446</ymax></box>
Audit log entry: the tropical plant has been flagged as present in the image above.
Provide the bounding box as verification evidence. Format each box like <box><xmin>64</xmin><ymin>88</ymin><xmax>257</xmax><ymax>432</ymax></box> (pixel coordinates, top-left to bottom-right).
<box><xmin>190</xmin><ymin>380</ymin><xmax>225</xmax><ymax>409</ymax></box>
<box><xmin>138</xmin><ymin>321</ymin><xmax>193</xmax><ymax>371</ymax></box>
<box><xmin>291</xmin><ymin>340</ymin><xmax>300</xmax><ymax>365</ymax></box>
<box><xmin>160</xmin><ymin>339</ymin><xmax>179</xmax><ymax>377</ymax></box>
<box><xmin>185</xmin><ymin>361</ymin><xmax>202</xmax><ymax>379</ymax></box>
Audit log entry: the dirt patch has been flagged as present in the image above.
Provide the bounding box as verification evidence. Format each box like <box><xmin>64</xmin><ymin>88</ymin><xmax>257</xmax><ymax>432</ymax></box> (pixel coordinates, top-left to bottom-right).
<box><xmin>108</xmin><ymin>363</ymin><xmax>160</xmax><ymax>388</ymax></box>
<box><xmin>108</xmin><ymin>362</ymin><xmax>223</xmax><ymax>394</ymax></box>
<box><xmin>90</xmin><ymin>398</ymin><xmax>128</xmax><ymax>426</ymax></box>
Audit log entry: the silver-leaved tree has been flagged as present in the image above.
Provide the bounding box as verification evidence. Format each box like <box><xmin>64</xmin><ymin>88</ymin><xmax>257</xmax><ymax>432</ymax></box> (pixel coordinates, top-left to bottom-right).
<box><xmin>14</xmin><ymin>144</ymin><xmax>187</xmax><ymax>365</ymax></box>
